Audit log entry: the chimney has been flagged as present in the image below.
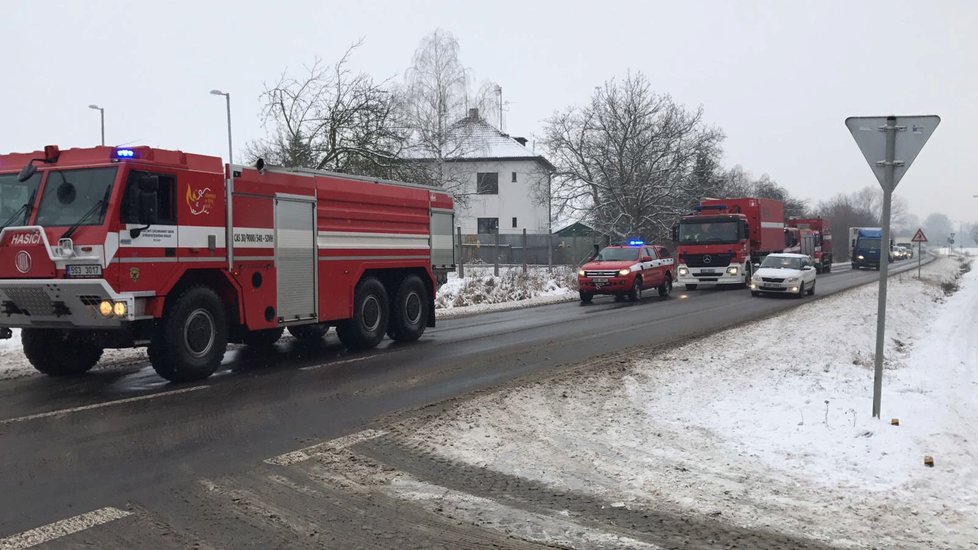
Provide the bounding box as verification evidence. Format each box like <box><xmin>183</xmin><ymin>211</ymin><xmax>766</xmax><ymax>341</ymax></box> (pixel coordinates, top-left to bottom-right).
<box><xmin>514</xmin><ymin>136</ymin><xmax>528</xmax><ymax>146</ymax></box>
<box><xmin>468</xmin><ymin>108</ymin><xmax>479</xmax><ymax>119</ymax></box>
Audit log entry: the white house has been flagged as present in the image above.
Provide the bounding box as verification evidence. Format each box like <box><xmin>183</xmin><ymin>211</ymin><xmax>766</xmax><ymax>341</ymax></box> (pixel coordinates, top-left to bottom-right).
<box><xmin>411</xmin><ymin>109</ymin><xmax>555</xmax><ymax>236</ymax></box>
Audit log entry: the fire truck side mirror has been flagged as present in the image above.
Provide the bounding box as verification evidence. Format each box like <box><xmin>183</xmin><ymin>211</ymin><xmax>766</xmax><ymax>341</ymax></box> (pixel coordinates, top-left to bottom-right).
<box><xmin>255</xmin><ymin>158</ymin><xmax>266</xmax><ymax>173</ymax></box>
<box><xmin>670</xmin><ymin>224</ymin><xmax>678</xmax><ymax>242</ymax></box>
<box><xmin>17</xmin><ymin>163</ymin><xmax>37</xmax><ymax>183</ymax></box>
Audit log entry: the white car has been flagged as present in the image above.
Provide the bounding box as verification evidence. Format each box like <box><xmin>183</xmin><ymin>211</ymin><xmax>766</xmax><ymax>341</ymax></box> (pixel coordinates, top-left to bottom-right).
<box><xmin>749</xmin><ymin>253</ymin><xmax>816</xmax><ymax>298</ymax></box>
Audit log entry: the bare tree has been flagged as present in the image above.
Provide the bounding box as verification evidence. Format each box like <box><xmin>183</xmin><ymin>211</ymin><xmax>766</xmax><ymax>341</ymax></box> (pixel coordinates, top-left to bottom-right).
<box><xmin>247</xmin><ymin>41</ymin><xmax>408</xmax><ymax>178</ymax></box>
<box><xmin>542</xmin><ymin>72</ymin><xmax>724</xmax><ymax>244</ymax></box>
<box><xmin>400</xmin><ymin>30</ymin><xmax>503</xmax><ymax>201</ymax></box>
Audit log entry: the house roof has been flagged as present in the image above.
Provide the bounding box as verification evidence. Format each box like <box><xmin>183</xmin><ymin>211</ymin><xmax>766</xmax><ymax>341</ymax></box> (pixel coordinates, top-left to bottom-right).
<box><xmin>405</xmin><ymin>109</ymin><xmax>555</xmax><ymax>171</ymax></box>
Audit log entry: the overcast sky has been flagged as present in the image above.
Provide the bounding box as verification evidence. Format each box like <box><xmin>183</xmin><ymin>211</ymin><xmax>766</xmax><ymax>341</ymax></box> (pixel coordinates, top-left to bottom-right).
<box><xmin>3</xmin><ymin>1</ymin><xmax>975</xmax><ymax>225</ymax></box>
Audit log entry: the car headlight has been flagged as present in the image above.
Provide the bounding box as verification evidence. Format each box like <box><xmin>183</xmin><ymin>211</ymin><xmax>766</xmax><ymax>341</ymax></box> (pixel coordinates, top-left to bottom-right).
<box><xmin>678</xmin><ymin>267</ymin><xmax>689</xmax><ymax>276</ymax></box>
<box><xmin>857</xmin><ymin>255</ymin><xmax>864</xmax><ymax>260</ymax></box>
<box><xmin>726</xmin><ymin>266</ymin><xmax>739</xmax><ymax>275</ymax></box>
<box><xmin>786</xmin><ymin>277</ymin><xmax>799</xmax><ymax>283</ymax></box>
<box><xmin>618</xmin><ymin>268</ymin><xmax>630</xmax><ymax>276</ymax></box>
<box><xmin>578</xmin><ymin>269</ymin><xmax>586</xmax><ymax>277</ymax></box>
<box><xmin>751</xmin><ymin>274</ymin><xmax>760</xmax><ymax>282</ymax></box>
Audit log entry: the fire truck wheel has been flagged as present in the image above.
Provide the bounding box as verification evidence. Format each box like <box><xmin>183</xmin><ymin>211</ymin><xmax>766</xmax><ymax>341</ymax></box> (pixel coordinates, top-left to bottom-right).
<box><xmin>628</xmin><ymin>278</ymin><xmax>642</xmax><ymax>302</ymax></box>
<box><xmin>22</xmin><ymin>329</ymin><xmax>102</xmax><ymax>376</ymax></box>
<box><xmin>685</xmin><ymin>284</ymin><xmax>698</xmax><ymax>291</ymax></box>
<box><xmin>579</xmin><ymin>291</ymin><xmax>593</xmax><ymax>304</ymax></box>
<box><xmin>657</xmin><ymin>275</ymin><xmax>672</xmax><ymax>297</ymax></box>
<box><xmin>288</xmin><ymin>324</ymin><xmax>328</xmax><ymax>342</ymax></box>
<box><xmin>388</xmin><ymin>275</ymin><xmax>428</xmax><ymax>342</ymax></box>
<box><xmin>336</xmin><ymin>277</ymin><xmax>389</xmax><ymax>350</ymax></box>
<box><xmin>825</xmin><ymin>264</ymin><xmax>832</xmax><ymax>273</ymax></box>
<box><xmin>149</xmin><ymin>286</ymin><xmax>228</xmax><ymax>382</ymax></box>
<box><xmin>243</xmin><ymin>328</ymin><xmax>284</xmax><ymax>347</ymax></box>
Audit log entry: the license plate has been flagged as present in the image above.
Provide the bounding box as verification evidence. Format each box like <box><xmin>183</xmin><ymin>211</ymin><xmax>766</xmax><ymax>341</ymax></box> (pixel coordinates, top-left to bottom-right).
<box><xmin>66</xmin><ymin>264</ymin><xmax>103</xmax><ymax>278</ymax></box>
<box><xmin>592</xmin><ymin>277</ymin><xmax>609</xmax><ymax>283</ymax></box>
<box><xmin>764</xmin><ymin>283</ymin><xmax>784</xmax><ymax>289</ymax></box>
<box><xmin>594</xmin><ymin>282</ymin><xmax>607</xmax><ymax>287</ymax></box>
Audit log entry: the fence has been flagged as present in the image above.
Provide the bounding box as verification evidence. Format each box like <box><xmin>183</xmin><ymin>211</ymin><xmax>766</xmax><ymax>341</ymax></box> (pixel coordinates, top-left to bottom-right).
<box><xmin>455</xmin><ymin>228</ymin><xmax>600</xmax><ymax>276</ymax></box>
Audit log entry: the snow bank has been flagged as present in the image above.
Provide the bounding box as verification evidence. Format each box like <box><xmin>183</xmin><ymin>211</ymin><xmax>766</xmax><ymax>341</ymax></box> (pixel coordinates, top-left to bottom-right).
<box><xmin>401</xmin><ymin>255</ymin><xmax>978</xmax><ymax>548</ymax></box>
<box><xmin>434</xmin><ymin>266</ymin><xmax>578</xmax><ymax>318</ymax></box>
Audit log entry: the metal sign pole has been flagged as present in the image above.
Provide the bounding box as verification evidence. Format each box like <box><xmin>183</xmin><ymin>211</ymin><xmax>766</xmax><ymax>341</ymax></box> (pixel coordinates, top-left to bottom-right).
<box><xmin>872</xmin><ymin>117</ymin><xmax>898</xmax><ymax>419</ymax></box>
<box><xmin>918</xmin><ymin>242</ymin><xmax>921</xmax><ymax>278</ymax></box>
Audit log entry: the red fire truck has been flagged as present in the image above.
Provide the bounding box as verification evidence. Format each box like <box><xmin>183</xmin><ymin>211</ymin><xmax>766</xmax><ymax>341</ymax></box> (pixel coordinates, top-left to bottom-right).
<box><xmin>787</xmin><ymin>217</ymin><xmax>833</xmax><ymax>272</ymax></box>
<box><xmin>673</xmin><ymin>198</ymin><xmax>785</xmax><ymax>290</ymax></box>
<box><xmin>0</xmin><ymin>145</ymin><xmax>455</xmax><ymax>382</ymax></box>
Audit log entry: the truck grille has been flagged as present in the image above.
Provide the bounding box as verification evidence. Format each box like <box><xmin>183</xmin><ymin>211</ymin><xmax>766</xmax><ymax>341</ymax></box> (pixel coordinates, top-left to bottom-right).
<box><xmin>584</xmin><ymin>270</ymin><xmax>620</xmax><ymax>277</ymax></box>
<box><xmin>682</xmin><ymin>253</ymin><xmax>732</xmax><ymax>267</ymax></box>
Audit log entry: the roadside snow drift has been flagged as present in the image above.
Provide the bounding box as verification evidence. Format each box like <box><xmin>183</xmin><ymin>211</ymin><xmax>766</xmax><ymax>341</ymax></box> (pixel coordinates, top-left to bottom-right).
<box><xmin>397</xmin><ymin>256</ymin><xmax>978</xmax><ymax>548</ymax></box>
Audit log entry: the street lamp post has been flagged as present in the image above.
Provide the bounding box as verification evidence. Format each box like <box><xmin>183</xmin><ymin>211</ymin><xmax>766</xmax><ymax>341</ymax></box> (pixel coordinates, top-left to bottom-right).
<box><xmin>209</xmin><ymin>89</ymin><xmax>232</xmax><ymax>164</ymax></box>
<box><xmin>88</xmin><ymin>104</ymin><xmax>105</xmax><ymax>146</ymax></box>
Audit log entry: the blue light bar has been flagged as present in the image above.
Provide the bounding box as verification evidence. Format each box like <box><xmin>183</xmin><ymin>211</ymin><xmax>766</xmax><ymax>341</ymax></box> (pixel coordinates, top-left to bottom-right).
<box><xmin>628</xmin><ymin>239</ymin><xmax>645</xmax><ymax>246</ymax></box>
<box><xmin>115</xmin><ymin>148</ymin><xmax>136</xmax><ymax>159</ymax></box>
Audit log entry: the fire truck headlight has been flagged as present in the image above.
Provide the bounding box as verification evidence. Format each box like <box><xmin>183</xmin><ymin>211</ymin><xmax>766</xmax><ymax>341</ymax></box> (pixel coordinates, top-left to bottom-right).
<box><xmin>99</xmin><ymin>301</ymin><xmax>113</xmax><ymax>317</ymax></box>
<box><xmin>113</xmin><ymin>302</ymin><xmax>128</xmax><ymax>318</ymax></box>
<box><xmin>726</xmin><ymin>266</ymin><xmax>739</xmax><ymax>275</ymax></box>
<box><xmin>578</xmin><ymin>269</ymin><xmax>586</xmax><ymax>277</ymax></box>
<box><xmin>618</xmin><ymin>269</ymin><xmax>630</xmax><ymax>276</ymax></box>
<box><xmin>678</xmin><ymin>267</ymin><xmax>689</xmax><ymax>276</ymax></box>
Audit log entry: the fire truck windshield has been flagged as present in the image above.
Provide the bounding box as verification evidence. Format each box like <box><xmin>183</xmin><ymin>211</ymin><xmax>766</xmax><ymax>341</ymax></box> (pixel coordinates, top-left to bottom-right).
<box><xmin>594</xmin><ymin>247</ymin><xmax>640</xmax><ymax>261</ymax></box>
<box><xmin>678</xmin><ymin>220</ymin><xmax>740</xmax><ymax>245</ymax></box>
<box><xmin>34</xmin><ymin>167</ymin><xmax>118</xmax><ymax>228</ymax></box>
<box><xmin>0</xmin><ymin>172</ymin><xmax>42</xmax><ymax>228</ymax></box>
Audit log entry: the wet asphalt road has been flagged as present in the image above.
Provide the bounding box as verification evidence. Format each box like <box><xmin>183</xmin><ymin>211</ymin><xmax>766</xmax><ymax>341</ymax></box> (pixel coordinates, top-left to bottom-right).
<box><xmin>0</xmin><ymin>257</ymin><xmax>932</xmax><ymax>546</ymax></box>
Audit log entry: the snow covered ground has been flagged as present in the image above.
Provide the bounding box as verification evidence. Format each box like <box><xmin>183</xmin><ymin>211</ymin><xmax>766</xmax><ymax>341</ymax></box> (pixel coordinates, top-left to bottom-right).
<box><xmin>395</xmin><ymin>254</ymin><xmax>978</xmax><ymax>548</ymax></box>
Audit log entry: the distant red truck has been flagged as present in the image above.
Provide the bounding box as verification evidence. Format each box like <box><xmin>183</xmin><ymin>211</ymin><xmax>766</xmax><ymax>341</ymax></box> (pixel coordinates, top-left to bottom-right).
<box><xmin>577</xmin><ymin>241</ymin><xmax>675</xmax><ymax>303</ymax></box>
<box><xmin>787</xmin><ymin>217</ymin><xmax>833</xmax><ymax>272</ymax></box>
<box><xmin>673</xmin><ymin>198</ymin><xmax>785</xmax><ymax>290</ymax></box>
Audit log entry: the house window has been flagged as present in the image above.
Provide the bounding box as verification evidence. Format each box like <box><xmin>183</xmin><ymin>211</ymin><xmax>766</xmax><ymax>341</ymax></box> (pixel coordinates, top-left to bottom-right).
<box><xmin>477</xmin><ymin>217</ymin><xmax>499</xmax><ymax>234</ymax></box>
<box><xmin>512</xmin><ymin>217</ymin><xmax>518</xmax><ymax>228</ymax></box>
<box><xmin>477</xmin><ymin>173</ymin><xmax>498</xmax><ymax>194</ymax></box>
<box><xmin>511</xmin><ymin>172</ymin><xmax>517</xmax><ymax>183</ymax></box>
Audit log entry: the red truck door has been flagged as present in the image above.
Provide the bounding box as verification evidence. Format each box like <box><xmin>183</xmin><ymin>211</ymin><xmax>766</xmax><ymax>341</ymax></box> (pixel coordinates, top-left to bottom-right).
<box><xmin>642</xmin><ymin>247</ymin><xmax>663</xmax><ymax>287</ymax></box>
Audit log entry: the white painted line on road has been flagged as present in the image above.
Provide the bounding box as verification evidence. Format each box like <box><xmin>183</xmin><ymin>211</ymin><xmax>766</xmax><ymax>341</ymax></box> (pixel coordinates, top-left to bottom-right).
<box><xmin>0</xmin><ymin>386</ymin><xmax>209</xmax><ymax>426</ymax></box>
<box><xmin>0</xmin><ymin>506</ymin><xmax>131</xmax><ymax>549</ymax></box>
<box><xmin>298</xmin><ymin>354</ymin><xmax>382</xmax><ymax>371</ymax></box>
<box><xmin>265</xmin><ymin>429</ymin><xmax>388</xmax><ymax>466</ymax></box>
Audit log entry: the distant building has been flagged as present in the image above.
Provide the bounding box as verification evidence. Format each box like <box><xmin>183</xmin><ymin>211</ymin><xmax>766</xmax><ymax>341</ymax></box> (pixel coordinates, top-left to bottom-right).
<box><xmin>408</xmin><ymin>108</ymin><xmax>555</xmax><ymax>236</ymax></box>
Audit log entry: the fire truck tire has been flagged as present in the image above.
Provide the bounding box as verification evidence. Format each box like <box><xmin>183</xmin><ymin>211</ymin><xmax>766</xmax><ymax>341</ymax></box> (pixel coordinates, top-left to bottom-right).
<box><xmin>825</xmin><ymin>264</ymin><xmax>832</xmax><ymax>273</ymax></box>
<box><xmin>336</xmin><ymin>277</ymin><xmax>389</xmax><ymax>350</ymax></box>
<box><xmin>22</xmin><ymin>329</ymin><xmax>102</xmax><ymax>376</ymax></box>
<box><xmin>388</xmin><ymin>275</ymin><xmax>428</xmax><ymax>342</ymax></box>
<box><xmin>149</xmin><ymin>286</ymin><xmax>228</xmax><ymax>382</ymax></box>
<box><xmin>579</xmin><ymin>291</ymin><xmax>593</xmax><ymax>304</ymax></box>
<box><xmin>685</xmin><ymin>284</ymin><xmax>698</xmax><ymax>291</ymax></box>
<box><xmin>243</xmin><ymin>328</ymin><xmax>284</xmax><ymax>347</ymax></box>
<box><xmin>288</xmin><ymin>324</ymin><xmax>328</xmax><ymax>342</ymax></box>
<box><xmin>657</xmin><ymin>275</ymin><xmax>673</xmax><ymax>297</ymax></box>
<box><xmin>628</xmin><ymin>277</ymin><xmax>642</xmax><ymax>302</ymax></box>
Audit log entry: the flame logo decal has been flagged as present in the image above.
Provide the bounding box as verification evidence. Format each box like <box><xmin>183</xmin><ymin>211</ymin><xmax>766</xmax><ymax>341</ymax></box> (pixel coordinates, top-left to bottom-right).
<box><xmin>186</xmin><ymin>184</ymin><xmax>215</xmax><ymax>216</ymax></box>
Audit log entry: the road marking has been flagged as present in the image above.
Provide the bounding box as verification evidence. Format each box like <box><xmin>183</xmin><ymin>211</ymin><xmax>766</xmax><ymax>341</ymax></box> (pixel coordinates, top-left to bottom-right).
<box><xmin>0</xmin><ymin>386</ymin><xmax>209</xmax><ymax>426</ymax></box>
<box><xmin>298</xmin><ymin>354</ymin><xmax>382</xmax><ymax>371</ymax></box>
<box><xmin>0</xmin><ymin>507</ymin><xmax>131</xmax><ymax>549</ymax></box>
<box><xmin>265</xmin><ymin>429</ymin><xmax>388</xmax><ymax>466</ymax></box>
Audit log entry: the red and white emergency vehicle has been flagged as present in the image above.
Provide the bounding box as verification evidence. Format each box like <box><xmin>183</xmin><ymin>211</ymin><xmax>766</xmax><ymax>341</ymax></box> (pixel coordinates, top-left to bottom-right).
<box><xmin>577</xmin><ymin>241</ymin><xmax>675</xmax><ymax>303</ymax></box>
<box><xmin>787</xmin><ymin>217</ymin><xmax>833</xmax><ymax>272</ymax></box>
<box><xmin>0</xmin><ymin>145</ymin><xmax>455</xmax><ymax>382</ymax></box>
<box><xmin>673</xmin><ymin>198</ymin><xmax>785</xmax><ymax>290</ymax></box>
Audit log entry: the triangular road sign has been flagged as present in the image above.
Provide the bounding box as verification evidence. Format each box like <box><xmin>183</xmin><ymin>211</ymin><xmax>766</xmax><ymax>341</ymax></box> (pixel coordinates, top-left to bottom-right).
<box><xmin>911</xmin><ymin>228</ymin><xmax>928</xmax><ymax>242</ymax></box>
<box><xmin>845</xmin><ymin>115</ymin><xmax>940</xmax><ymax>190</ymax></box>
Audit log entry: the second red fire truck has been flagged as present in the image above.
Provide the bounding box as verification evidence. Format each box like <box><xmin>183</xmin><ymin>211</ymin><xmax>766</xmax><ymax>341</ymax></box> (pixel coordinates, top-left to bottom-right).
<box><xmin>0</xmin><ymin>145</ymin><xmax>455</xmax><ymax>382</ymax></box>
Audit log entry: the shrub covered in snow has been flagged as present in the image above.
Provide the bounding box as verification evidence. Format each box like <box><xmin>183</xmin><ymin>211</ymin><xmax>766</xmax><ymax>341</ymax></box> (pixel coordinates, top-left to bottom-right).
<box><xmin>435</xmin><ymin>266</ymin><xmax>577</xmax><ymax>309</ymax></box>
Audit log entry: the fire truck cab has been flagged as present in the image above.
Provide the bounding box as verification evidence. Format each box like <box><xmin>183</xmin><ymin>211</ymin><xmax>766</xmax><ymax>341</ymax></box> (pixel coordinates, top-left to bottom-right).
<box><xmin>0</xmin><ymin>145</ymin><xmax>455</xmax><ymax>382</ymax></box>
